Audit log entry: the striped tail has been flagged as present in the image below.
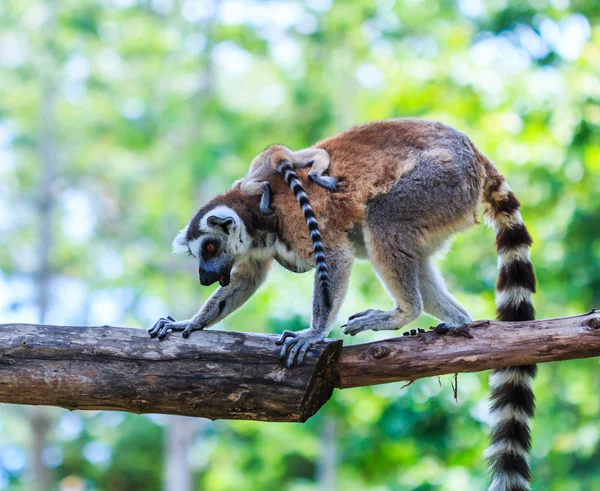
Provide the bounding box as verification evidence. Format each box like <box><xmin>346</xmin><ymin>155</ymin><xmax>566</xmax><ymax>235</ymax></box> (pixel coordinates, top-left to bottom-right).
<box><xmin>482</xmin><ymin>171</ymin><xmax>537</xmax><ymax>491</ymax></box>
<box><xmin>276</xmin><ymin>160</ymin><xmax>332</xmax><ymax>308</ymax></box>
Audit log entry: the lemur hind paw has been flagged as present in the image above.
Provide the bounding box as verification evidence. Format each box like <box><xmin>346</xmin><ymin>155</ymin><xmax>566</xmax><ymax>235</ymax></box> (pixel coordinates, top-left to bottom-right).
<box><xmin>309</xmin><ymin>174</ymin><xmax>339</xmax><ymax>192</ymax></box>
<box><xmin>259</xmin><ymin>182</ymin><xmax>274</xmax><ymax>215</ymax></box>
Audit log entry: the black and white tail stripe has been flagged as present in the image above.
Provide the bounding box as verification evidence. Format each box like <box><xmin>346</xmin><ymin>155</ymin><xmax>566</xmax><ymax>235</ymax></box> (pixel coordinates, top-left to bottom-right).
<box><xmin>276</xmin><ymin>159</ymin><xmax>332</xmax><ymax>308</ymax></box>
<box><xmin>483</xmin><ymin>179</ymin><xmax>537</xmax><ymax>491</ymax></box>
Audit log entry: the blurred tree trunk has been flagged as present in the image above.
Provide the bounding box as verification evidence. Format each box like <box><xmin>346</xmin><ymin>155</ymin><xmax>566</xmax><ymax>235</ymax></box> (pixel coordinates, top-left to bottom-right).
<box><xmin>28</xmin><ymin>406</ymin><xmax>51</xmax><ymax>491</ymax></box>
<box><xmin>164</xmin><ymin>417</ymin><xmax>196</xmax><ymax>491</ymax></box>
<box><xmin>317</xmin><ymin>417</ymin><xmax>337</xmax><ymax>491</ymax></box>
<box><xmin>28</xmin><ymin>1</ymin><xmax>60</xmax><ymax>489</ymax></box>
<box><xmin>163</xmin><ymin>3</ymin><xmax>219</xmax><ymax>489</ymax></box>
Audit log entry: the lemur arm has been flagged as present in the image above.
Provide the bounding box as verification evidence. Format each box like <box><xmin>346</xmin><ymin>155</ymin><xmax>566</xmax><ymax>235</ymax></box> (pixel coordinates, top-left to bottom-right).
<box><xmin>277</xmin><ymin>245</ymin><xmax>353</xmax><ymax>367</ymax></box>
<box><xmin>292</xmin><ymin>148</ymin><xmax>328</xmax><ymax>170</ymax></box>
<box><xmin>149</xmin><ymin>257</ymin><xmax>272</xmax><ymax>339</ymax></box>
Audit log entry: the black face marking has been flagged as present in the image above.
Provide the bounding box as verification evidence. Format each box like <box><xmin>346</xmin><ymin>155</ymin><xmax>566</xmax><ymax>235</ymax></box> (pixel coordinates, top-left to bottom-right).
<box><xmin>207</xmin><ymin>216</ymin><xmax>234</xmax><ymax>234</ymax></box>
<box><xmin>201</xmin><ymin>238</ymin><xmax>220</xmax><ymax>260</ymax></box>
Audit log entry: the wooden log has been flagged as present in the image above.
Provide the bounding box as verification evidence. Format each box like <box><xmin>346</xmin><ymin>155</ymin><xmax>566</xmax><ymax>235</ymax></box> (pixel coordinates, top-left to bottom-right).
<box><xmin>0</xmin><ymin>324</ymin><xmax>342</xmax><ymax>422</ymax></box>
<box><xmin>0</xmin><ymin>312</ymin><xmax>599</xmax><ymax>420</ymax></box>
<box><xmin>336</xmin><ymin>311</ymin><xmax>600</xmax><ymax>389</ymax></box>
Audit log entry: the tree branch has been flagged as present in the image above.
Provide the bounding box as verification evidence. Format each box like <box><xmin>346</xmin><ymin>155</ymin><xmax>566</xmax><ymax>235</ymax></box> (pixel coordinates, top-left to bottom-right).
<box><xmin>0</xmin><ymin>311</ymin><xmax>598</xmax><ymax>421</ymax></box>
<box><xmin>336</xmin><ymin>311</ymin><xmax>600</xmax><ymax>388</ymax></box>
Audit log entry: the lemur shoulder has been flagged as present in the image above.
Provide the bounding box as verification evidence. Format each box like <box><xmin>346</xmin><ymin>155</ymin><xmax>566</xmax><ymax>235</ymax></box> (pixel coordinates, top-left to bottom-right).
<box><xmin>151</xmin><ymin>118</ymin><xmax>537</xmax><ymax>491</ymax></box>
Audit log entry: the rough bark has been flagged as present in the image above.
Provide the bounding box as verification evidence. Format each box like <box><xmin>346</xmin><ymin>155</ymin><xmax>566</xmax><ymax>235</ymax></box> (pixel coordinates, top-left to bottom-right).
<box><xmin>0</xmin><ymin>324</ymin><xmax>342</xmax><ymax>422</ymax></box>
<box><xmin>0</xmin><ymin>311</ymin><xmax>598</xmax><ymax>421</ymax></box>
<box><xmin>337</xmin><ymin>311</ymin><xmax>600</xmax><ymax>388</ymax></box>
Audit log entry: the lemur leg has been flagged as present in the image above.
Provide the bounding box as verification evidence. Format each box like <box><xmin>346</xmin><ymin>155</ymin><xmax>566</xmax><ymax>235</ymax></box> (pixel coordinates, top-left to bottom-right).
<box><xmin>343</xmin><ymin>226</ymin><xmax>422</xmax><ymax>336</ymax></box>
<box><xmin>239</xmin><ymin>178</ymin><xmax>265</xmax><ymax>196</ymax></box>
<box><xmin>149</xmin><ymin>257</ymin><xmax>272</xmax><ymax>340</ymax></box>
<box><xmin>419</xmin><ymin>258</ymin><xmax>472</xmax><ymax>328</ymax></box>
<box><xmin>240</xmin><ymin>178</ymin><xmax>272</xmax><ymax>215</ymax></box>
<box><xmin>278</xmin><ymin>246</ymin><xmax>353</xmax><ymax>367</ymax></box>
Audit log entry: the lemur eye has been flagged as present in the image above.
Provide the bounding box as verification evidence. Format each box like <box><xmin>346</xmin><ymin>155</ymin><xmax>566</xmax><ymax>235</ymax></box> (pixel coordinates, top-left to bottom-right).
<box><xmin>204</xmin><ymin>242</ymin><xmax>217</xmax><ymax>253</ymax></box>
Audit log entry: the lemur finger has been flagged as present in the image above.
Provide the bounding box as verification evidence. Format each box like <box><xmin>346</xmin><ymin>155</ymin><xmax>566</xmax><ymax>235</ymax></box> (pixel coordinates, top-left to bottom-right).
<box><xmin>157</xmin><ymin>323</ymin><xmax>172</xmax><ymax>340</ymax></box>
<box><xmin>295</xmin><ymin>342</ymin><xmax>311</xmax><ymax>366</ymax></box>
<box><xmin>278</xmin><ymin>336</ymin><xmax>297</xmax><ymax>360</ymax></box>
<box><xmin>149</xmin><ymin>317</ymin><xmax>168</xmax><ymax>337</ymax></box>
<box><xmin>167</xmin><ymin>315</ymin><xmax>176</xmax><ymax>322</ymax></box>
<box><xmin>148</xmin><ymin>318</ymin><xmax>163</xmax><ymax>334</ymax></box>
<box><xmin>285</xmin><ymin>339</ymin><xmax>304</xmax><ymax>368</ymax></box>
<box><xmin>343</xmin><ymin>322</ymin><xmax>366</xmax><ymax>336</ymax></box>
<box><xmin>276</xmin><ymin>330</ymin><xmax>296</xmax><ymax>346</ymax></box>
<box><xmin>348</xmin><ymin>309</ymin><xmax>376</xmax><ymax>321</ymax></box>
<box><xmin>167</xmin><ymin>323</ymin><xmax>187</xmax><ymax>331</ymax></box>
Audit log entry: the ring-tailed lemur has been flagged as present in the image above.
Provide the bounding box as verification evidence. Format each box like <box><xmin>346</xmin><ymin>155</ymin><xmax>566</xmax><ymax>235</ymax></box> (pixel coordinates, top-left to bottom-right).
<box><xmin>236</xmin><ymin>145</ymin><xmax>336</xmax><ymax>215</ymax></box>
<box><xmin>149</xmin><ymin>119</ymin><xmax>536</xmax><ymax>491</ymax></box>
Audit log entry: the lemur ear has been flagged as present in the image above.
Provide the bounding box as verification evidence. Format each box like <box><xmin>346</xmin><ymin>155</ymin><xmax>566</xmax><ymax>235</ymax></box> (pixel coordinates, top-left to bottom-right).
<box><xmin>172</xmin><ymin>226</ymin><xmax>190</xmax><ymax>254</ymax></box>
<box><xmin>207</xmin><ymin>215</ymin><xmax>234</xmax><ymax>234</ymax></box>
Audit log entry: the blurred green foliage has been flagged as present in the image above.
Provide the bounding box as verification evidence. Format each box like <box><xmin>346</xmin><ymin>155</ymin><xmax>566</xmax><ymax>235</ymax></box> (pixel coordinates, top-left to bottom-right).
<box><xmin>0</xmin><ymin>0</ymin><xmax>599</xmax><ymax>490</ymax></box>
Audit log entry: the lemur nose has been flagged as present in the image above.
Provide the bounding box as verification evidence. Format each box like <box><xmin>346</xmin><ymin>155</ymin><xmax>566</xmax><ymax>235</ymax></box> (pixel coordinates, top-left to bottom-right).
<box><xmin>199</xmin><ymin>271</ymin><xmax>209</xmax><ymax>285</ymax></box>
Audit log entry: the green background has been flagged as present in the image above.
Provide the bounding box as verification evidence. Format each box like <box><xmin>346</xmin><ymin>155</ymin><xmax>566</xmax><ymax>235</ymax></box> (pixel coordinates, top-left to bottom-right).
<box><xmin>0</xmin><ymin>0</ymin><xmax>599</xmax><ymax>489</ymax></box>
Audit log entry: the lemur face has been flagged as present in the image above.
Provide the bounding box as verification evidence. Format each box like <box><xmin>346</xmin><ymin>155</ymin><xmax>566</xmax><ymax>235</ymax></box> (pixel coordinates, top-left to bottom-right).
<box><xmin>172</xmin><ymin>205</ymin><xmax>250</xmax><ymax>287</ymax></box>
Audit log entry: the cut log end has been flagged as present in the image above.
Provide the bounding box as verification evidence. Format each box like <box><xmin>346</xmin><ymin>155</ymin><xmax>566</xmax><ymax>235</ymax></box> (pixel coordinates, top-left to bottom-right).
<box><xmin>0</xmin><ymin>325</ymin><xmax>342</xmax><ymax>423</ymax></box>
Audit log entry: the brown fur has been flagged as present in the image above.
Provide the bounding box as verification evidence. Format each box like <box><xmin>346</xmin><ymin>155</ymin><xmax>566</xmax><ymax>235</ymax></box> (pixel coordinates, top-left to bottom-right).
<box><xmin>194</xmin><ymin>119</ymin><xmax>499</xmax><ymax>260</ymax></box>
<box><xmin>267</xmin><ymin>119</ymin><xmax>488</xmax><ymax>259</ymax></box>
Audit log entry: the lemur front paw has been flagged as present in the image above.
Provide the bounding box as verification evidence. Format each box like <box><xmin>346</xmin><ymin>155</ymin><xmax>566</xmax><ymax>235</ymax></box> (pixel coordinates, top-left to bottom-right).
<box><xmin>341</xmin><ymin>309</ymin><xmax>394</xmax><ymax>336</ymax></box>
<box><xmin>148</xmin><ymin>316</ymin><xmax>203</xmax><ymax>340</ymax></box>
<box><xmin>276</xmin><ymin>329</ymin><xmax>322</xmax><ymax>368</ymax></box>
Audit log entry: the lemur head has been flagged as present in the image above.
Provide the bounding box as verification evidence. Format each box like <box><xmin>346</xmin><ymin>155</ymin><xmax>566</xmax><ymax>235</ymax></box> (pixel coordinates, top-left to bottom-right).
<box><xmin>249</xmin><ymin>145</ymin><xmax>291</xmax><ymax>173</ymax></box>
<box><xmin>172</xmin><ymin>189</ymin><xmax>277</xmax><ymax>287</ymax></box>
<box><xmin>172</xmin><ymin>203</ymin><xmax>251</xmax><ymax>287</ymax></box>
